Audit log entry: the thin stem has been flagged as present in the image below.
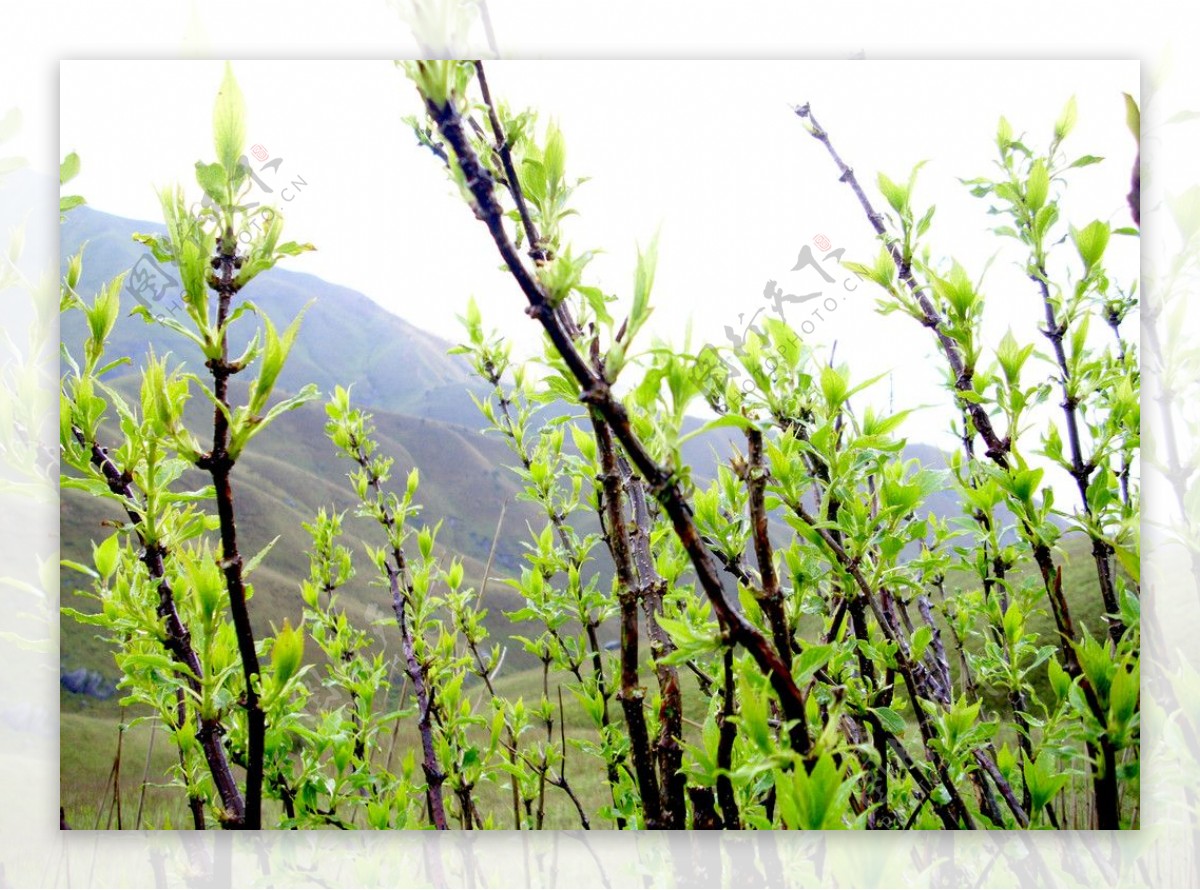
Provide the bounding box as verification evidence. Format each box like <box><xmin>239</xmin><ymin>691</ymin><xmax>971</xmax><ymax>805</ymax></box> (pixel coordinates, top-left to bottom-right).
<box><xmin>549</xmin><ymin>687</ymin><xmax>591</xmax><ymax>830</ymax></box>
<box><xmin>715</xmin><ymin>648</ymin><xmax>741</xmax><ymax>829</ymax></box>
<box><xmin>1031</xmin><ymin>262</ymin><xmax>1124</xmax><ymax>643</ymax></box>
<box><xmin>134</xmin><ymin>719</ymin><xmax>157</xmax><ymax>830</ymax></box>
<box><xmin>197</xmin><ymin>230</ymin><xmax>263</xmax><ymax>828</ymax></box>
<box><xmin>350</xmin><ymin>438</ymin><xmax>449</xmax><ymax>830</ymax></box>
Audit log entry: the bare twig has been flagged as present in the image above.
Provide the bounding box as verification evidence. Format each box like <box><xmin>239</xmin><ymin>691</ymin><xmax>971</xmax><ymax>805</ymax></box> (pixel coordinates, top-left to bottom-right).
<box><xmin>423</xmin><ymin>69</ymin><xmax>813</xmax><ymax>759</ymax></box>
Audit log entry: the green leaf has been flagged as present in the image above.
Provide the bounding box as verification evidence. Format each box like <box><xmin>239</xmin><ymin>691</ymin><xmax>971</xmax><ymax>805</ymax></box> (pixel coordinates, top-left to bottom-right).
<box><xmin>61</xmin><ymin>560</ymin><xmax>99</xmax><ymax>580</ymax></box>
<box><xmin>130</xmin><ymin>305</ymin><xmax>209</xmax><ymax>353</ymax></box>
<box><xmin>1047</xmin><ymin>657</ymin><xmax>1071</xmax><ymax>704</ymax></box>
<box><xmin>274</xmin><ymin>241</ymin><xmax>316</xmax><ymax>258</ymax></box>
<box><xmin>244</xmin><ymin>535</ymin><xmax>281</xmax><ymax>578</ymax></box>
<box><xmin>270</xmin><ymin>618</ymin><xmax>305</xmax><ymax>690</ymax></box>
<box><xmin>1123</xmin><ymin>93</ymin><xmax>1140</xmax><ymax>147</ymax></box>
<box><xmin>1108</xmin><ymin>662</ymin><xmax>1139</xmax><ymax>735</ymax></box>
<box><xmin>774</xmin><ymin>752</ymin><xmax>854</xmax><ymax>829</ymax></box>
<box><xmin>819</xmin><ymin>365</ymin><xmax>849</xmax><ymax>410</ymax></box>
<box><xmin>543</xmin><ymin>122</ymin><xmax>566</xmax><ymax>191</ymax></box>
<box><xmin>794</xmin><ymin>644</ymin><xmax>833</xmax><ymax>681</ymax></box>
<box><xmin>569</xmin><ymin>423</ymin><xmax>598</xmax><ymax>463</ymax></box>
<box><xmin>1025</xmin><ymin>160</ymin><xmax>1049</xmax><ymax>211</ymax></box>
<box><xmin>1054</xmin><ymin>96</ymin><xmax>1078</xmax><ymax>142</ymax></box>
<box><xmin>182</xmin><ymin>550</ymin><xmax>225</xmax><ymax>622</ymax></box>
<box><xmin>997</xmin><ymin>116</ymin><xmax>1013</xmax><ymax>148</ymax></box>
<box><xmin>231</xmin><ymin>384</ymin><xmax>320</xmax><ymax>460</ymax></box>
<box><xmin>247</xmin><ymin>304</ymin><xmax>311</xmax><ymax>417</ymax></box>
<box><xmin>1071</xmin><ymin>220</ymin><xmax>1111</xmax><ymax>273</ymax></box>
<box><xmin>677</xmin><ymin>412</ymin><xmax>754</xmax><ymax>446</ymax></box>
<box><xmin>1022</xmin><ymin>751</ymin><xmax>1069</xmax><ymax>816</ymax></box>
<box><xmin>92</xmin><ymin>534</ymin><xmax>120</xmax><ymax>580</ymax></box>
<box><xmin>877</xmin><ymin>171</ymin><xmax>909</xmax><ymax>215</ymax></box>
<box><xmin>213</xmin><ymin>62</ymin><xmax>247</xmax><ymax>179</ymax></box>
<box><xmin>995</xmin><ymin>329</ymin><xmax>1034</xmax><ymax>384</ymax></box>
<box><xmin>60</xmin><ymin>151</ymin><xmax>81</xmax><ymax>185</ymax></box>
<box><xmin>627</xmin><ymin>232</ymin><xmax>660</xmax><ymax>349</ymax></box>
<box><xmin>910</xmin><ymin>626</ymin><xmax>933</xmax><ymax>662</ymax></box>
<box><xmin>195</xmin><ymin>160</ymin><xmax>228</xmax><ymax>206</ymax></box>
<box><xmin>1002</xmin><ymin>602</ymin><xmax>1024</xmax><ymax>647</ymax></box>
<box><xmin>871</xmin><ymin>706</ymin><xmax>907</xmax><ymax>737</ymax></box>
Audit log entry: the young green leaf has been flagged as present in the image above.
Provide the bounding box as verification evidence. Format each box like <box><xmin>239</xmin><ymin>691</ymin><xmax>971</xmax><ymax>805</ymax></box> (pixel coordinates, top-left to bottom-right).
<box><xmin>213</xmin><ymin>62</ymin><xmax>247</xmax><ymax>179</ymax></box>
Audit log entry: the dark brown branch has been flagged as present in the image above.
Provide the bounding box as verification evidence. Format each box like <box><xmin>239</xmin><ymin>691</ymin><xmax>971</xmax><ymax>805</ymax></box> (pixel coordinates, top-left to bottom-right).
<box><xmin>475</xmin><ymin>60</ymin><xmax>547</xmax><ymax>264</ymax></box>
<box><xmin>591</xmin><ymin>416</ymin><xmax>663</xmax><ymax>828</ymax></box>
<box><xmin>715</xmin><ymin>648</ymin><xmax>741</xmax><ymax>829</ymax></box>
<box><xmin>974</xmin><ymin>749</ymin><xmax>1029</xmax><ymax>828</ymax></box>
<box><xmin>1128</xmin><ymin>151</ymin><xmax>1140</xmax><ymax>227</ymax></box>
<box><xmin>744</xmin><ymin>428</ymin><xmax>794</xmax><ymax>661</ymax></box>
<box><xmin>197</xmin><ymin>231</ymin><xmax>263</xmax><ymax>828</ymax></box>
<box><xmin>796</xmin><ymin>103</ymin><xmax>1012</xmax><ymax>468</ymax></box>
<box><xmin>886</xmin><ymin>736</ymin><xmax>959</xmax><ymax>830</ymax></box>
<box><xmin>425</xmin><ymin>86</ymin><xmax>812</xmax><ymax>760</ymax></box>
<box><xmin>76</xmin><ymin>427</ymin><xmax>243</xmax><ymax>825</ymax></box>
<box><xmin>624</xmin><ymin>457</ymin><xmax>686</xmax><ymax>828</ymax></box>
<box><xmin>548</xmin><ymin>687</ymin><xmax>591</xmax><ymax>830</ymax></box>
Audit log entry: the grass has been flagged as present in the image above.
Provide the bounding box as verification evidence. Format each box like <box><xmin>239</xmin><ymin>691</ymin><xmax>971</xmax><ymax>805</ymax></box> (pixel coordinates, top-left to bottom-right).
<box><xmin>60</xmin><ymin>710</ymin><xmax>192</xmax><ymax>830</ymax></box>
<box><xmin>59</xmin><ymin>657</ymin><xmax>711</xmax><ymax>831</ymax></box>
<box><xmin>58</xmin><ymin>525</ymin><xmax>1123</xmax><ymax>834</ymax></box>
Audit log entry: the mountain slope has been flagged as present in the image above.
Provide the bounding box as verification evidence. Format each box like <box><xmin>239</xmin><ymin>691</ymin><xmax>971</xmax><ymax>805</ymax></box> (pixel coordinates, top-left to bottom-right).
<box><xmin>58</xmin><ymin>204</ymin><xmax>1004</xmax><ymax>698</ymax></box>
<box><xmin>60</xmin><ymin>205</ymin><xmax>489</xmax><ymax>425</ymax></box>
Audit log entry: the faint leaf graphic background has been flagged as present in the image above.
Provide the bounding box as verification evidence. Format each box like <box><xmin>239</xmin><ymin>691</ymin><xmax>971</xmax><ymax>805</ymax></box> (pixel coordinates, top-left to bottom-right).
<box><xmin>0</xmin><ymin>0</ymin><xmax>1196</xmax><ymax>886</ymax></box>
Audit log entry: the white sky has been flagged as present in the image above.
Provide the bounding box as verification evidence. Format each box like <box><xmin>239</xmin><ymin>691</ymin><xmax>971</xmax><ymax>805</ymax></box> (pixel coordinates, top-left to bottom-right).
<box><xmin>60</xmin><ymin>60</ymin><xmax>1138</xmax><ymax>455</ymax></box>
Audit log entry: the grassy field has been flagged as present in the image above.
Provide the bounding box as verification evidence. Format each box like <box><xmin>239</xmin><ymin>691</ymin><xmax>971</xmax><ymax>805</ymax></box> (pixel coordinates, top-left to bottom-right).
<box><xmin>61</xmin><ymin>529</ymin><xmax>1125</xmax><ymax>830</ymax></box>
<box><xmin>60</xmin><ymin>657</ymin><xmax>712</xmax><ymax>830</ymax></box>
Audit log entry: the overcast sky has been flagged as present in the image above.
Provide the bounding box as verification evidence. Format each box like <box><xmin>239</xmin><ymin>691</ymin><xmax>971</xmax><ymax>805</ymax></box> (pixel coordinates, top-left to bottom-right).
<box><xmin>60</xmin><ymin>60</ymin><xmax>1138</xmax><ymax>454</ymax></box>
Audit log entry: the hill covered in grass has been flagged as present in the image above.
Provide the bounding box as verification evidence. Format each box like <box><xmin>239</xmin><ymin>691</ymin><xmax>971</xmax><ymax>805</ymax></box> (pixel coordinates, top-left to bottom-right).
<box><xmin>60</xmin><ymin>204</ymin><xmax>1104</xmax><ymax>829</ymax></box>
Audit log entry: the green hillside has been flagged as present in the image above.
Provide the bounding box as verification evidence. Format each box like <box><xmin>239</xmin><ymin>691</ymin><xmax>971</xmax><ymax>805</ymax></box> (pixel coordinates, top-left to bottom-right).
<box><xmin>61</xmin><ymin>206</ymin><xmax>491</xmax><ymax>425</ymax></box>
<box><xmin>60</xmin><ymin>205</ymin><xmax>1105</xmax><ymax>829</ymax></box>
